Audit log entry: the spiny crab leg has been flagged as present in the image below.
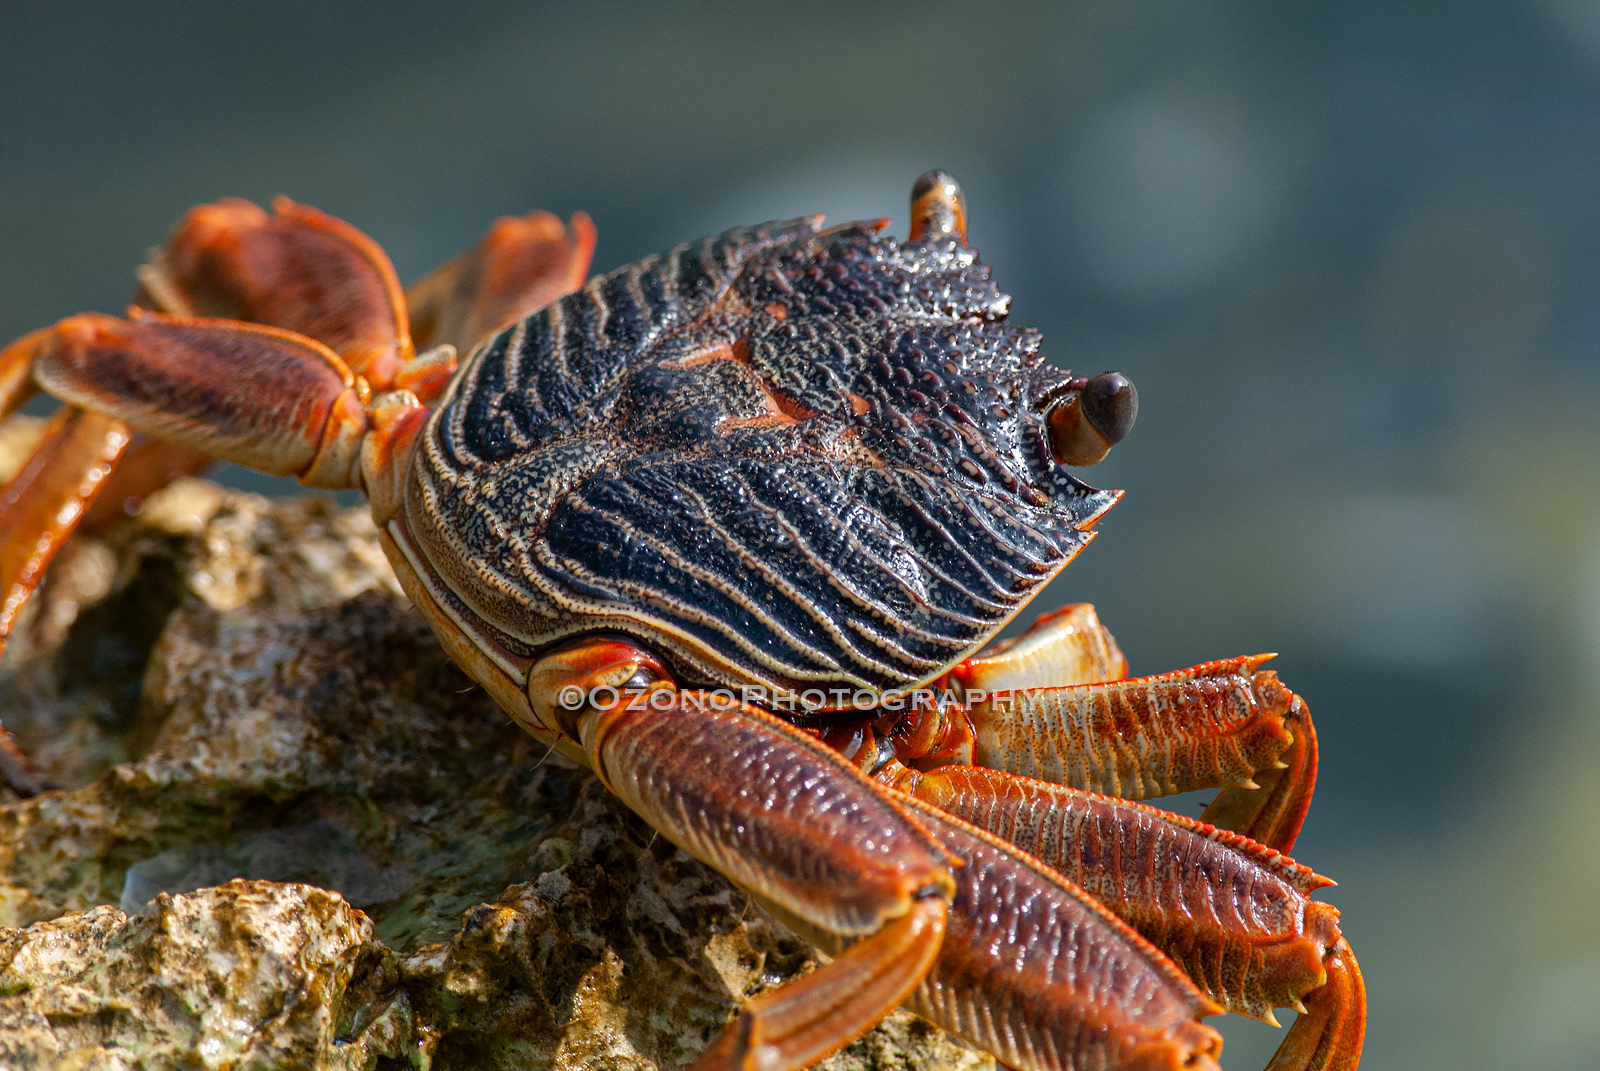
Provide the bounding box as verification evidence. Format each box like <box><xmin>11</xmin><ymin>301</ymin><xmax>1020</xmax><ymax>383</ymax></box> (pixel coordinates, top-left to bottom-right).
<box><xmin>528</xmin><ymin>636</ymin><xmax>956</xmax><ymax>1071</ymax></box>
<box><xmin>526</xmin><ymin>635</ymin><xmax>1228</xmax><ymax>1071</ymax></box>
<box><xmin>896</xmin><ymin>767</ymin><xmax>1365</xmax><ymax>1070</ymax></box>
<box><xmin>909</xmin><ymin>605</ymin><xmax>1320</xmax><ymax>855</ymax></box>
<box><xmin>891</xmin><ymin>792</ymin><xmax>1225</xmax><ymax>1071</ymax></box>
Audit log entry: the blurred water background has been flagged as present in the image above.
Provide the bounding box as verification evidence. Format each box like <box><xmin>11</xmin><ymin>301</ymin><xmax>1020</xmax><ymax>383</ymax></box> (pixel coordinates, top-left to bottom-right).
<box><xmin>4</xmin><ymin>2</ymin><xmax>1599</xmax><ymax>1067</ymax></box>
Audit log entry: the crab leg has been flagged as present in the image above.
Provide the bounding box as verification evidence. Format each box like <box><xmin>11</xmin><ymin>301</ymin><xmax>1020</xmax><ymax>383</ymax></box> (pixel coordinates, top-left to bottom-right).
<box><xmin>963</xmin><ymin>606</ymin><xmax>1317</xmax><ymax>854</ymax></box>
<box><xmin>904</xmin><ymin>606</ymin><xmax>1319</xmax><ymax>854</ymax></box>
<box><xmin>968</xmin><ymin>662</ymin><xmax>1315</xmax><ymax>850</ymax></box>
<box><xmin>530</xmin><ymin>638</ymin><xmax>955</xmax><ymax>1071</ymax></box>
<box><xmin>529</xmin><ymin>637</ymin><xmax>1228</xmax><ymax>1071</ymax></box>
<box><xmin>780</xmin><ymin>791</ymin><xmax>1228</xmax><ymax>1071</ymax></box>
<box><xmin>3</xmin><ymin>196</ymin><xmax>595</xmax><ymax>538</ymax></box>
<box><xmin>946</xmin><ymin>603</ymin><xmax>1129</xmax><ymax>692</ymax></box>
<box><xmin>895</xmin><ymin>766</ymin><xmax>1365</xmax><ymax>1070</ymax></box>
<box><xmin>0</xmin><ymin>405</ymin><xmax>131</xmax><ymax>793</ymax></box>
<box><xmin>406</xmin><ymin>208</ymin><xmax>596</xmax><ymax>357</ymax></box>
<box><xmin>892</xmin><ymin>793</ymin><xmax>1225</xmax><ymax>1071</ymax></box>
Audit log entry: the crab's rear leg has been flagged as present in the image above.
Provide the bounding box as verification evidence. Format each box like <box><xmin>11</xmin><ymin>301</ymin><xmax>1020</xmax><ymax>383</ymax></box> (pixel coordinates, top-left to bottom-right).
<box><xmin>0</xmin><ymin>196</ymin><xmax>593</xmax><ymax>649</ymax></box>
<box><xmin>0</xmin><ymin>312</ymin><xmax>426</xmax><ymax>605</ymax></box>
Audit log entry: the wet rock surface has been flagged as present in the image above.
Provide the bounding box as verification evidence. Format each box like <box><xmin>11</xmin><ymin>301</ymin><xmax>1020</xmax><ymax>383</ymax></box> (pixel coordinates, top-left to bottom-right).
<box><xmin>0</xmin><ymin>479</ymin><xmax>987</xmax><ymax>1071</ymax></box>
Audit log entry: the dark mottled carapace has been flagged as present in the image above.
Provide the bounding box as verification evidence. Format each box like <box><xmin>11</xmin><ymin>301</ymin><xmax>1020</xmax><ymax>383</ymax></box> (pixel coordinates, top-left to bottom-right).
<box><xmin>404</xmin><ymin>216</ymin><xmax>1116</xmax><ymax>695</ymax></box>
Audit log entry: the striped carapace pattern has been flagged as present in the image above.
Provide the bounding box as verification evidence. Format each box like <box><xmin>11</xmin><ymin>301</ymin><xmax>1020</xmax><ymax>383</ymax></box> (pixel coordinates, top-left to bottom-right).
<box><xmin>404</xmin><ymin>216</ymin><xmax>1117</xmax><ymax>695</ymax></box>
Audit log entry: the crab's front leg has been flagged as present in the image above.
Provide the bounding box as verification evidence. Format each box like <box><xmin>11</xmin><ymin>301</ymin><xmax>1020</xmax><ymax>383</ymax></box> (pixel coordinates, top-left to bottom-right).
<box><xmin>905</xmin><ymin>605</ymin><xmax>1319</xmax><ymax>855</ymax></box>
<box><xmin>525</xmin><ymin>636</ymin><xmax>1226</xmax><ymax>1071</ymax></box>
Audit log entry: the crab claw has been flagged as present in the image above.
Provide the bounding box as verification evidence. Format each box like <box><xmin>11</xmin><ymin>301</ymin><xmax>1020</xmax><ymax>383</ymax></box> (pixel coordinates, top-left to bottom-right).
<box><xmin>908</xmin><ymin>170</ymin><xmax>969</xmax><ymax>244</ymax></box>
<box><xmin>1047</xmin><ymin>370</ymin><xmax>1139</xmax><ymax>466</ymax></box>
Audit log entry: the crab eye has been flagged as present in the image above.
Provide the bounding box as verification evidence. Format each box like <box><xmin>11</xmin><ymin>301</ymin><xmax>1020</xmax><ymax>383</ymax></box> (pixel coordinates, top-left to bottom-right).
<box><xmin>1046</xmin><ymin>371</ymin><xmax>1138</xmax><ymax>467</ymax></box>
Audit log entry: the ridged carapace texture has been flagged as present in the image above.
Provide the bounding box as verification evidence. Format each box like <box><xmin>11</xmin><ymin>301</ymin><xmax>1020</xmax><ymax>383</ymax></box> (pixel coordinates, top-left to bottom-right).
<box><xmin>407</xmin><ymin>217</ymin><xmax>1117</xmax><ymax>695</ymax></box>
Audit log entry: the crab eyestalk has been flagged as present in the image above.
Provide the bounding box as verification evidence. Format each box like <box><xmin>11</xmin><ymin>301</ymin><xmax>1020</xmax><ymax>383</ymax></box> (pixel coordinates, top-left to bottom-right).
<box><xmin>908</xmin><ymin>170</ymin><xmax>969</xmax><ymax>244</ymax></box>
<box><xmin>1047</xmin><ymin>371</ymin><xmax>1139</xmax><ymax>466</ymax></box>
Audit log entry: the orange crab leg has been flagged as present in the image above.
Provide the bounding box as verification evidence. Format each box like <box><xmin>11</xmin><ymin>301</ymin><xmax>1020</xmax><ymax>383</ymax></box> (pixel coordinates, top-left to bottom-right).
<box><xmin>946</xmin><ymin>602</ymin><xmax>1129</xmax><ymax>692</ymax></box>
<box><xmin>406</xmin><ymin>208</ymin><xmax>596</xmax><ymax>357</ymax></box>
<box><xmin>925</xmin><ymin>607</ymin><xmax>1318</xmax><ymax>854</ymax></box>
<box><xmin>897</xmin><ymin>766</ymin><xmax>1365</xmax><ymax>1070</ymax></box>
<box><xmin>530</xmin><ymin>636</ymin><xmax>955</xmax><ymax>1071</ymax></box>
<box><xmin>1268</xmin><ymin>940</ymin><xmax>1365</xmax><ymax>1071</ymax></box>
<box><xmin>693</xmin><ymin>896</ymin><xmax>948</xmax><ymax>1071</ymax></box>
<box><xmin>899</xmin><ymin>644</ymin><xmax>1314</xmax><ymax>853</ymax></box>
<box><xmin>0</xmin><ymin>407</ymin><xmax>130</xmax><ymax>640</ymax></box>
<box><xmin>27</xmin><ymin>311</ymin><xmax>369</xmax><ymax>488</ymax></box>
<box><xmin>139</xmin><ymin>196</ymin><xmax>416</xmax><ymax>388</ymax></box>
<box><xmin>1199</xmin><ymin>695</ymin><xmax>1319</xmax><ymax>855</ymax></box>
<box><xmin>532</xmin><ymin>637</ymin><xmax>1229</xmax><ymax>1071</ymax></box>
<box><xmin>965</xmin><ymin>663</ymin><xmax>1313</xmax><ymax>848</ymax></box>
<box><xmin>893</xmin><ymin>793</ymin><xmax>1225</xmax><ymax>1071</ymax></box>
<box><xmin>898</xmin><ymin>768</ymin><xmax>1339</xmax><ymax>1015</ymax></box>
<box><xmin>0</xmin><ymin>406</ymin><xmax>131</xmax><ymax>795</ymax></box>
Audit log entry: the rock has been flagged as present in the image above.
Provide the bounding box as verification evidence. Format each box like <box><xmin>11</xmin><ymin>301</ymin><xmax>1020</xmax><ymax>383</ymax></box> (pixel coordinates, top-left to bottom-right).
<box><xmin>0</xmin><ymin>882</ymin><xmax>373</xmax><ymax>1070</ymax></box>
<box><xmin>0</xmin><ymin>482</ymin><xmax>989</xmax><ymax>1071</ymax></box>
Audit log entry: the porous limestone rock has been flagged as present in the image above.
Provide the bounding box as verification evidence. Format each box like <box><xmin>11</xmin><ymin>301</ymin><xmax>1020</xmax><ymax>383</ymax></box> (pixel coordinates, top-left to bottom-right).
<box><xmin>0</xmin><ymin>479</ymin><xmax>989</xmax><ymax>1071</ymax></box>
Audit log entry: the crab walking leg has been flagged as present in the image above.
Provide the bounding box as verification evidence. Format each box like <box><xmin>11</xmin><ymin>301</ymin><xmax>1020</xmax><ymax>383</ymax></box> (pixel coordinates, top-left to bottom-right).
<box><xmin>139</xmin><ymin>196</ymin><xmax>416</xmax><ymax>388</ymax></box>
<box><xmin>0</xmin><ymin>407</ymin><xmax>131</xmax><ymax>639</ymax></box>
<box><xmin>771</xmin><ymin>793</ymin><xmax>1228</xmax><ymax>1071</ymax></box>
<box><xmin>693</xmin><ymin>897</ymin><xmax>948</xmax><ymax>1071</ymax></box>
<box><xmin>528</xmin><ymin>639</ymin><xmax>954</xmax><ymax>1071</ymax></box>
<box><xmin>933</xmin><ymin>605</ymin><xmax>1318</xmax><ymax>854</ymax></box>
<box><xmin>406</xmin><ymin>208</ymin><xmax>597</xmax><ymax>357</ymax></box>
<box><xmin>890</xmin><ymin>793</ymin><xmax>1225</xmax><ymax>1071</ymax></box>
<box><xmin>900</xmin><ymin>768</ymin><xmax>1365</xmax><ymax>1069</ymax></box>
<box><xmin>921</xmin><ymin>656</ymin><xmax>1318</xmax><ymax>854</ymax></box>
<box><xmin>1198</xmin><ymin>696</ymin><xmax>1318</xmax><ymax>855</ymax></box>
<box><xmin>24</xmin><ymin>312</ymin><xmax>370</xmax><ymax>488</ymax></box>
<box><xmin>0</xmin><ymin>406</ymin><xmax>131</xmax><ymax>794</ymax></box>
<box><xmin>588</xmin><ymin>694</ymin><xmax>953</xmax><ymax>1071</ymax></box>
<box><xmin>25</xmin><ymin>195</ymin><xmax>457</xmax><ymax>535</ymax></box>
<box><xmin>1265</xmin><ymin>940</ymin><xmax>1365</xmax><ymax>1071</ymax></box>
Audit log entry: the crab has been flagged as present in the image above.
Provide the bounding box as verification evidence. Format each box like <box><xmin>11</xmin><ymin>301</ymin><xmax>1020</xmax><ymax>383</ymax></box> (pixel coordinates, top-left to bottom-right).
<box><xmin>0</xmin><ymin>173</ymin><xmax>1364</xmax><ymax>1071</ymax></box>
